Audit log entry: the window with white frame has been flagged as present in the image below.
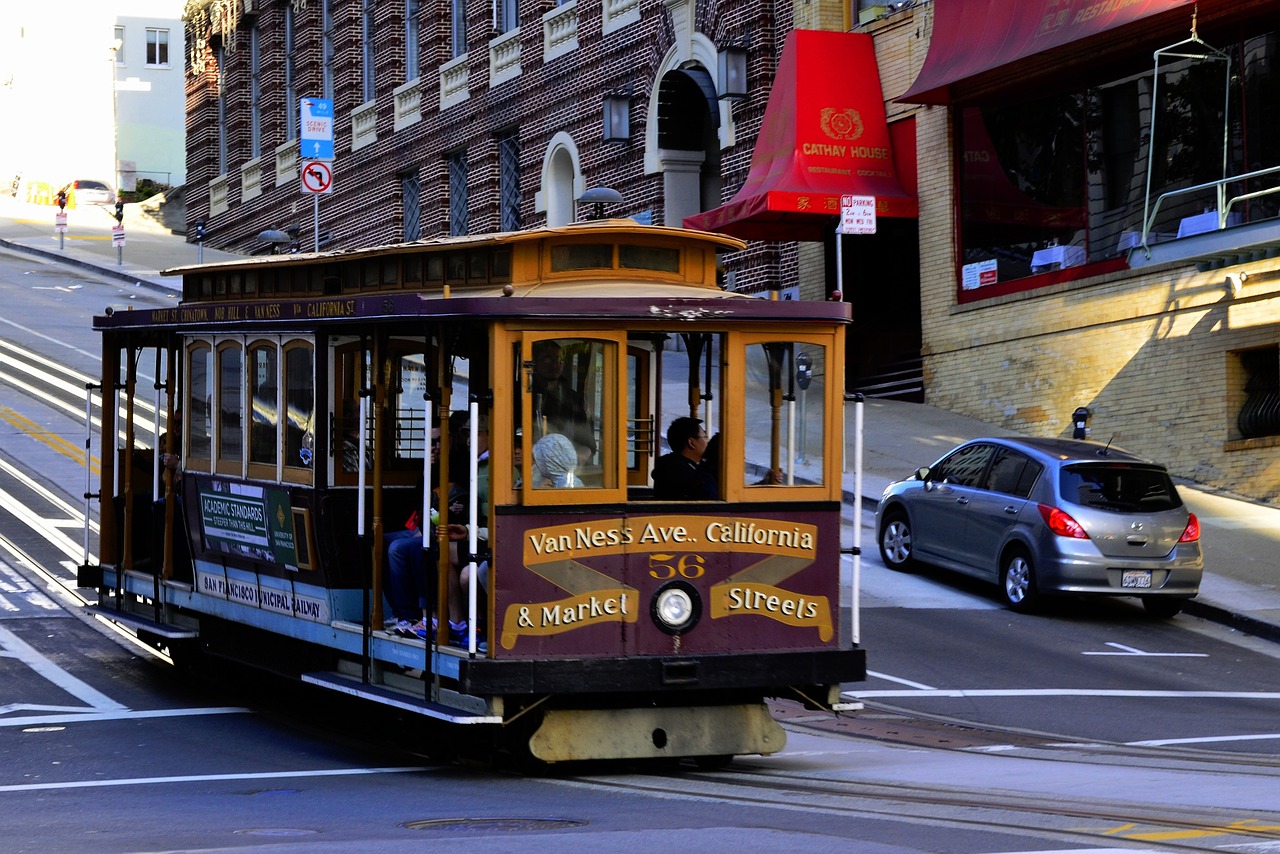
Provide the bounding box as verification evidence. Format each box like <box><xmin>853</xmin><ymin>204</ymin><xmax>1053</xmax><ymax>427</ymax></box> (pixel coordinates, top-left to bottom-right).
<box><xmin>495</xmin><ymin>0</ymin><xmax>517</xmax><ymax>33</ymax></box>
<box><xmin>498</xmin><ymin>131</ymin><xmax>521</xmax><ymax>232</ymax></box>
<box><xmin>146</xmin><ymin>28</ymin><xmax>169</xmax><ymax>67</ymax></box>
<box><xmin>250</xmin><ymin>25</ymin><xmax>262</xmax><ymax>157</ymax></box>
<box><xmin>405</xmin><ymin>0</ymin><xmax>420</xmax><ymax>81</ymax></box>
<box><xmin>451</xmin><ymin>0</ymin><xmax>466</xmax><ymax>58</ymax></box>
<box><xmin>362</xmin><ymin>0</ymin><xmax>376</xmax><ymax>103</ymax></box>
<box><xmin>285</xmin><ymin>4</ymin><xmax>298</xmax><ymax>139</ymax></box>
<box><xmin>114</xmin><ymin>26</ymin><xmax>125</xmax><ymax>64</ymax></box>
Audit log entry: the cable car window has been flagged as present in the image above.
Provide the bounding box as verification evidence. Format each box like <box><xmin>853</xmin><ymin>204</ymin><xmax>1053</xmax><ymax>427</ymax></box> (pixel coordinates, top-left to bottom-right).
<box><xmin>187</xmin><ymin>342</ymin><xmax>213</xmax><ymax>468</ymax></box>
<box><xmin>447</xmin><ymin>253</ymin><xmax>467</xmax><ymax>281</ymax></box>
<box><xmin>491</xmin><ymin>247</ymin><xmax>511</xmax><ymax>279</ymax></box>
<box><xmin>248</xmin><ymin>342</ymin><xmax>278</xmax><ymax>466</ymax></box>
<box><xmin>619</xmin><ymin>244</ymin><xmax>679</xmax><ymax>273</ymax></box>
<box><xmin>426</xmin><ymin>255</ymin><xmax>444</xmax><ymax>283</ymax></box>
<box><xmin>284</xmin><ymin>342</ymin><xmax>315</xmax><ymax>475</ymax></box>
<box><xmin>550</xmin><ymin>244</ymin><xmax>612</xmax><ymax>272</ymax></box>
<box><xmin>522</xmin><ymin>335</ymin><xmax>622</xmax><ymax>496</ymax></box>
<box><xmin>217</xmin><ymin>343</ymin><xmax>243</xmax><ymax>471</ymax></box>
<box><xmin>742</xmin><ymin>340</ymin><xmax>826</xmax><ymax>489</ymax></box>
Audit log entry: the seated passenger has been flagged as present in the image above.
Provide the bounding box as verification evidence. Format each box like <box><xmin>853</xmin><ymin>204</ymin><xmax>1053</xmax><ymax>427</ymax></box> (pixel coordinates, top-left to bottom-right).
<box><xmin>532</xmin><ymin>433</ymin><xmax>584</xmax><ymax>488</ymax></box>
<box><xmin>652</xmin><ymin>416</ymin><xmax>718</xmax><ymax>500</ymax></box>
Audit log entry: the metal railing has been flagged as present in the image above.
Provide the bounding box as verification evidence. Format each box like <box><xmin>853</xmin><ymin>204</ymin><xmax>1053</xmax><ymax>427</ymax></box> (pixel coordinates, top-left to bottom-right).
<box><xmin>1141</xmin><ymin>163</ymin><xmax>1280</xmax><ymax>258</ymax></box>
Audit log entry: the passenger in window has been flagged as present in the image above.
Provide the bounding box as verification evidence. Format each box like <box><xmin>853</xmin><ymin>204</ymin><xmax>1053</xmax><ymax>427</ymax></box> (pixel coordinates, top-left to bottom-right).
<box><xmin>652</xmin><ymin>417</ymin><xmax>718</xmax><ymax>500</ymax></box>
<box><xmin>532</xmin><ymin>433</ymin><xmax>584</xmax><ymax>488</ymax></box>
<box><xmin>531</xmin><ymin>340</ymin><xmax>594</xmax><ymax>459</ymax></box>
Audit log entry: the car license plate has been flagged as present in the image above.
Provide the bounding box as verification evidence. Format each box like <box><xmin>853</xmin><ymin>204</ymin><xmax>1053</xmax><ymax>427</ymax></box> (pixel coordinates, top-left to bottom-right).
<box><xmin>1122</xmin><ymin>570</ymin><xmax>1152</xmax><ymax>589</ymax></box>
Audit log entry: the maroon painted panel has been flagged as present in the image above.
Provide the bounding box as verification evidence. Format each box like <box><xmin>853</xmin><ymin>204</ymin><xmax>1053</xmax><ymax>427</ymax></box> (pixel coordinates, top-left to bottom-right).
<box><xmin>490</xmin><ymin>506</ymin><xmax>843</xmax><ymax>659</ymax></box>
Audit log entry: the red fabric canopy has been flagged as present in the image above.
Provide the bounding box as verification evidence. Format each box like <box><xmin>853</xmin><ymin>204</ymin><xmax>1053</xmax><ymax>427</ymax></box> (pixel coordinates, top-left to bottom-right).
<box><xmin>684</xmin><ymin>29</ymin><xmax>917</xmax><ymax>242</ymax></box>
<box><xmin>900</xmin><ymin>0</ymin><xmax>1195</xmax><ymax>105</ymax></box>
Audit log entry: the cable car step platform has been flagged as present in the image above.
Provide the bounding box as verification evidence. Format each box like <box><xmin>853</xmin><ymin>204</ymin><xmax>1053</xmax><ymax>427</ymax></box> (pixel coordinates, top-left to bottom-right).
<box><xmin>85</xmin><ymin>604</ymin><xmax>200</xmax><ymax>642</ymax></box>
<box><xmin>301</xmin><ymin>671</ymin><xmax>503</xmax><ymax>724</ymax></box>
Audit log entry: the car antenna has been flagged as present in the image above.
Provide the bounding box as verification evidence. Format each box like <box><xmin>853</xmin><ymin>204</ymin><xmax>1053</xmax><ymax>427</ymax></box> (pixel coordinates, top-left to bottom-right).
<box><xmin>1099</xmin><ymin>436</ymin><xmax>1115</xmax><ymax>457</ymax></box>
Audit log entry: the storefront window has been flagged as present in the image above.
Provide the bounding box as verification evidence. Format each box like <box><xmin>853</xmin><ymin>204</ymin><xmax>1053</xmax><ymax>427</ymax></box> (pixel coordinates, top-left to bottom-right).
<box><xmin>958</xmin><ymin>29</ymin><xmax>1280</xmax><ymax>297</ymax></box>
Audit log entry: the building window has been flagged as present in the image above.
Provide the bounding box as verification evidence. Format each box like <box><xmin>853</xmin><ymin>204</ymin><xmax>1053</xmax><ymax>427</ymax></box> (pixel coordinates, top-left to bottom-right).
<box><xmin>249</xmin><ymin>25</ymin><xmax>262</xmax><ymax>158</ymax></box>
<box><xmin>362</xmin><ymin>0</ymin><xmax>376</xmax><ymax>103</ymax></box>
<box><xmin>451</xmin><ymin>0</ymin><xmax>466</xmax><ymax>58</ymax></box>
<box><xmin>322</xmin><ymin>0</ymin><xmax>336</xmax><ymax>99</ymax></box>
<box><xmin>405</xmin><ymin>0</ymin><xmax>420</xmax><ymax>81</ymax></box>
<box><xmin>114</xmin><ymin>26</ymin><xmax>125</xmax><ymax>64</ymax></box>
<box><xmin>956</xmin><ymin>28</ymin><xmax>1280</xmax><ymax>299</ymax></box>
<box><xmin>402</xmin><ymin>170</ymin><xmax>421</xmax><ymax>241</ymax></box>
<box><xmin>448</xmin><ymin>150</ymin><xmax>468</xmax><ymax>236</ymax></box>
<box><xmin>216</xmin><ymin>47</ymin><xmax>227</xmax><ymax>174</ymax></box>
<box><xmin>285</xmin><ymin>4</ymin><xmax>298</xmax><ymax>139</ymax></box>
<box><xmin>145</xmin><ymin>28</ymin><xmax>169</xmax><ymax>67</ymax></box>
<box><xmin>495</xmin><ymin>0</ymin><xmax>517</xmax><ymax>33</ymax></box>
<box><xmin>1236</xmin><ymin>346</ymin><xmax>1280</xmax><ymax>440</ymax></box>
<box><xmin>498</xmin><ymin>131</ymin><xmax>521</xmax><ymax>232</ymax></box>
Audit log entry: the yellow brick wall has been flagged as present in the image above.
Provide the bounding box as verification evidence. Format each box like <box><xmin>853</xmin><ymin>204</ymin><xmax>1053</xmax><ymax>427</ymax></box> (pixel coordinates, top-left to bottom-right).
<box><xmin>867</xmin><ymin>5</ymin><xmax>1280</xmax><ymax>504</ymax></box>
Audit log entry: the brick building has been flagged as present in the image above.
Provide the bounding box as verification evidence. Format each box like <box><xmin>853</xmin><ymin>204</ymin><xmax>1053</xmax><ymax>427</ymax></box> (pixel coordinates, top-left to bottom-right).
<box><xmin>870</xmin><ymin>0</ymin><xmax>1280</xmax><ymax>505</ymax></box>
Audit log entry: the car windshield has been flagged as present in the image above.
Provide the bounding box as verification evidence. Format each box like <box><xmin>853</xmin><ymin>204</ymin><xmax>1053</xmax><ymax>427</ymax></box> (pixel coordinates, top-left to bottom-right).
<box><xmin>1060</xmin><ymin>463</ymin><xmax>1182</xmax><ymax>512</ymax></box>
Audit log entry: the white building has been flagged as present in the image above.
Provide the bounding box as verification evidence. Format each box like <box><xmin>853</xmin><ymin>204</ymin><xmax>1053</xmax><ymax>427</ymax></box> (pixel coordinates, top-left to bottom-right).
<box><xmin>0</xmin><ymin>1</ymin><xmax>186</xmax><ymax>197</ymax></box>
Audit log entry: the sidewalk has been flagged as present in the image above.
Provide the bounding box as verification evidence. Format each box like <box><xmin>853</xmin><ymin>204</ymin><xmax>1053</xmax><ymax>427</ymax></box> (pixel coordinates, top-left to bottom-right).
<box><xmin>0</xmin><ymin>195</ymin><xmax>238</xmax><ymax>291</ymax></box>
<box><xmin>4</xmin><ymin>195</ymin><xmax>1278</xmax><ymax>643</ymax></box>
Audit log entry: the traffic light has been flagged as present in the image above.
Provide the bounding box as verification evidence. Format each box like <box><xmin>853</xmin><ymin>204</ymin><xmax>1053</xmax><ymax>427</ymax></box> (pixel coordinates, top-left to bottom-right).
<box><xmin>56</xmin><ymin>190</ymin><xmax>67</xmax><ymax>210</ymax></box>
<box><xmin>114</xmin><ymin>200</ymin><xmax>124</xmax><ymax>224</ymax></box>
<box><xmin>193</xmin><ymin>220</ymin><xmax>206</xmax><ymax>241</ymax></box>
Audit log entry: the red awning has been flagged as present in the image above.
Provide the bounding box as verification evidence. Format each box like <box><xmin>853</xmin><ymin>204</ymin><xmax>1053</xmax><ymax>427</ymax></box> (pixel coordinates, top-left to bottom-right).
<box><xmin>900</xmin><ymin>0</ymin><xmax>1195</xmax><ymax>105</ymax></box>
<box><xmin>684</xmin><ymin>29</ymin><xmax>917</xmax><ymax>242</ymax></box>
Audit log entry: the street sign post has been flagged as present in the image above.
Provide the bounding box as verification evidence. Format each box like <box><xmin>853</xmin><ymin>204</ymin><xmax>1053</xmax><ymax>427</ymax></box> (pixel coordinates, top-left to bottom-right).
<box><xmin>300</xmin><ymin>98</ymin><xmax>335</xmax><ymax>161</ymax></box>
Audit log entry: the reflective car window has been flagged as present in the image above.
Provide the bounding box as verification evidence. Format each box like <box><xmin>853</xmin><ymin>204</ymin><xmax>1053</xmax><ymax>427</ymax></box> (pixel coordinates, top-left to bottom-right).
<box><xmin>983</xmin><ymin>448</ymin><xmax>1041</xmax><ymax>497</ymax></box>
<box><xmin>1060</xmin><ymin>463</ymin><xmax>1181</xmax><ymax>512</ymax></box>
<box><xmin>931</xmin><ymin>443</ymin><xmax>993</xmax><ymax>487</ymax></box>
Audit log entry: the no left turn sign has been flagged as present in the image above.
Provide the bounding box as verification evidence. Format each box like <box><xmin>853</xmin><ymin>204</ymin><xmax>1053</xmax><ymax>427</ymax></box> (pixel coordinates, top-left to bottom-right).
<box><xmin>301</xmin><ymin>160</ymin><xmax>334</xmax><ymax>195</ymax></box>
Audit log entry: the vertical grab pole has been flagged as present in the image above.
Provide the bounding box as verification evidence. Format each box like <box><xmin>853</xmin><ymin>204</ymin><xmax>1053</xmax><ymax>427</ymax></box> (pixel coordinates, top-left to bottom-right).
<box><xmin>83</xmin><ymin>383</ymin><xmax>96</xmax><ymax>569</ymax></box>
<box><xmin>466</xmin><ymin>398</ymin><xmax>479</xmax><ymax>655</ymax></box>
<box><xmin>358</xmin><ymin>389</ymin><xmax>370</xmax><ymax>682</ymax></box>
<box><xmin>852</xmin><ymin>394</ymin><xmax>864</xmax><ymax>646</ymax></box>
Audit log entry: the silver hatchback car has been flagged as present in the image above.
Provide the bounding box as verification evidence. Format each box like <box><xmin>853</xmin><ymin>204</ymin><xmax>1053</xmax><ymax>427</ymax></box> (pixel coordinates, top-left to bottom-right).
<box><xmin>875</xmin><ymin>437</ymin><xmax>1203</xmax><ymax>617</ymax></box>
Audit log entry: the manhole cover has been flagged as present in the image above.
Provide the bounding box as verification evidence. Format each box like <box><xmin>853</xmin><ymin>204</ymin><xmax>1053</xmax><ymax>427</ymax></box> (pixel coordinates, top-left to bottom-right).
<box><xmin>402</xmin><ymin>818</ymin><xmax>587</xmax><ymax>832</ymax></box>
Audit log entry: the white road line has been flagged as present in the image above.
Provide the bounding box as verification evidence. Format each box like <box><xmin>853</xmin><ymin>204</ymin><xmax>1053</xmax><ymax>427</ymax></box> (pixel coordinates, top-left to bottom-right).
<box><xmin>1082</xmin><ymin>642</ymin><xmax>1206</xmax><ymax>657</ymax></box>
<box><xmin>847</xmin><ymin>688</ymin><xmax>1280</xmax><ymax>700</ymax></box>
<box><xmin>0</xmin><ymin>455</ymin><xmax>99</xmax><ymax>533</ymax></box>
<box><xmin>0</xmin><ymin>765</ymin><xmax>431</xmax><ymax>793</ymax></box>
<box><xmin>1126</xmin><ymin>732</ymin><xmax>1280</xmax><ymax>747</ymax></box>
<box><xmin>0</xmin><ymin>485</ymin><xmax>86</xmax><ymax>562</ymax></box>
<box><xmin>0</xmin><ymin>706</ymin><xmax>248</xmax><ymax>728</ymax></box>
<box><xmin>866</xmin><ymin>669</ymin><xmax>936</xmax><ymax>690</ymax></box>
<box><xmin>0</xmin><ymin>623</ymin><xmax>126</xmax><ymax>711</ymax></box>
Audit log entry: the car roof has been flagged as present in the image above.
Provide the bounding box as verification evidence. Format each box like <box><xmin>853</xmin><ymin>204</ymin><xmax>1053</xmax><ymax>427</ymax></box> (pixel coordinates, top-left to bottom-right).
<box><xmin>968</xmin><ymin>436</ymin><xmax>1159</xmax><ymax>467</ymax></box>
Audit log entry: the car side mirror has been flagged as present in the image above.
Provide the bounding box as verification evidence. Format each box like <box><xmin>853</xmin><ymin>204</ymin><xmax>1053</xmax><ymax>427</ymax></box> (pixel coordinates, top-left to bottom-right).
<box><xmin>915</xmin><ymin>466</ymin><xmax>930</xmax><ymax>481</ymax></box>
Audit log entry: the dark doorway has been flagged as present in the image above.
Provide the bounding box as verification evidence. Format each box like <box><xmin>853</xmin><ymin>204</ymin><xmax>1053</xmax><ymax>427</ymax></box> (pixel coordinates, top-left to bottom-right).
<box><xmin>834</xmin><ymin>217</ymin><xmax>922</xmax><ymax>401</ymax></box>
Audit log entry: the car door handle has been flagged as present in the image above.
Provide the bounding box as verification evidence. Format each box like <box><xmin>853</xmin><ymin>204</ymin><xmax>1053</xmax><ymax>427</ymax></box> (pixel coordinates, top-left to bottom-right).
<box><xmin>955</xmin><ymin>497</ymin><xmax>970</xmax><ymax>505</ymax></box>
<box><xmin>1004</xmin><ymin>505</ymin><xmax>1018</xmax><ymax>515</ymax></box>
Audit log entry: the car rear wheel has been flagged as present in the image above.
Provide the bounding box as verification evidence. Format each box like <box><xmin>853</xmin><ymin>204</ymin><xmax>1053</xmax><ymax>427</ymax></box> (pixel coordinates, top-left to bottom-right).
<box><xmin>1142</xmin><ymin>596</ymin><xmax>1187</xmax><ymax>619</ymax></box>
<box><xmin>1000</xmin><ymin>549</ymin><xmax>1039</xmax><ymax>612</ymax></box>
<box><xmin>879</xmin><ymin>510</ymin><xmax>915</xmax><ymax>571</ymax></box>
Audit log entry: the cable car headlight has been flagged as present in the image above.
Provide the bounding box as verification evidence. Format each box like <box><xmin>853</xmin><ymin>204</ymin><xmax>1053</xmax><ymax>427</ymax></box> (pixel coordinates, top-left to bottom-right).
<box><xmin>651</xmin><ymin>581</ymin><xmax>701</xmax><ymax>634</ymax></box>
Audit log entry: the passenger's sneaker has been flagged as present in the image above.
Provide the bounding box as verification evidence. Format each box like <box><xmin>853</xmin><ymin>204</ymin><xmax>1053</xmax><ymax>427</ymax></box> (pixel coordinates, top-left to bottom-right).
<box><xmin>448</xmin><ymin>620</ymin><xmax>468</xmax><ymax>647</ymax></box>
<box><xmin>392</xmin><ymin>620</ymin><xmax>415</xmax><ymax>637</ymax></box>
<box><xmin>411</xmin><ymin>618</ymin><xmax>432</xmax><ymax>639</ymax></box>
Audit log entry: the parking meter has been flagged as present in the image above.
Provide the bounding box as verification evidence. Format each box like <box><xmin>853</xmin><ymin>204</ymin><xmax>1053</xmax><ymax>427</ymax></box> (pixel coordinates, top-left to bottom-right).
<box><xmin>56</xmin><ymin>190</ymin><xmax>67</xmax><ymax>210</ymax></box>
<box><xmin>795</xmin><ymin>352</ymin><xmax>813</xmax><ymax>391</ymax></box>
<box><xmin>1072</xmin><ymin>406</ymin><xmax>1092</xmax><ymax>440</ymax></box>
<box><xmin>114</xmin><ymin>200</ymin><xmax>125</xmax><ymax>224</ymax></box>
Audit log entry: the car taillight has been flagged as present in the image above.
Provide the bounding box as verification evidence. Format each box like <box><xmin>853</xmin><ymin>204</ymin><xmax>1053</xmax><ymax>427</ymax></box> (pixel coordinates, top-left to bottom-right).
<box><xmin>1179</xmin><ymin>512</ymin><xmax>1200</xmax><ymax>543</ymax></box>
<box><xmin>1037</xmin><ymin>504</ymin><xmax>1088</xmax><ymax>538</ymax></box>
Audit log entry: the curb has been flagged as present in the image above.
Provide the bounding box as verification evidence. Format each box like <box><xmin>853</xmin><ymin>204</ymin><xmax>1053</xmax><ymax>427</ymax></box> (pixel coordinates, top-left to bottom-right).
<box><xmin>0</xmin><ymin>236</ymin><xmax>169</xmax><ymax>290</ymax></box>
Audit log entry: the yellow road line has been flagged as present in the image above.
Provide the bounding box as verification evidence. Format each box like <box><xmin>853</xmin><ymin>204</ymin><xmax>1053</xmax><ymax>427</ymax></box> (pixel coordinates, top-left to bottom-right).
<box><xmin>0</xmin><ymin>406</ymin><xmax>99</xmax><ymax>475</ymax></box>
